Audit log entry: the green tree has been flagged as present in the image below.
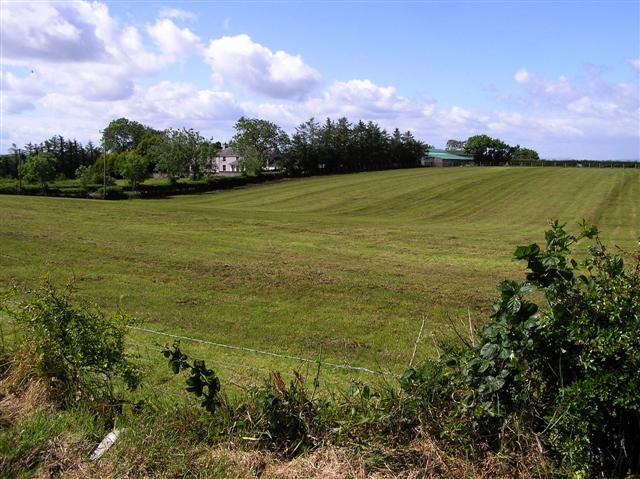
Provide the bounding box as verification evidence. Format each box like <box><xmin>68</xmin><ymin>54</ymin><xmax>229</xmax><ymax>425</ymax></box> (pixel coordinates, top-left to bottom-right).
<box><xmin>398</xmin><ymin>130</ymin><xmax>428</xmax><ymax>168</ymax></box>
<box><xmin>279</xmin><ymin>118</ymin><xmax>321</xmax><ymax>175</ymax></box>
<box><xmin>15</xmin><ymin>135</ymin><xmax>96</xmax><ymax>179</ymax></box>
<box><xmin>21</xmin><ymin>152</ymin><xmax>57</xmax><ymax>189</ymax></box>
<box><xmin>119</xmin><ymin>152</ymin><xmax>148</xmax><ymax>190</ymax></box>
<box><xmin>513</xmin><ymin>147</ymin><xmax>540</xmax><ymax>161</ymax></box>
<box><xmin>177</xmin><ymin>128</ymin><xmax>217</xmax><ymax>180</ymax></box>
<box><xmin>445</xmin><ymin>139</ymin><xmax>466</xmax><ymax>152</ymax></box>
<box><xmin>464</xmin><ymin>134</ymin><xmax>514</xmax><ymax>165</ymax></box>
<box><xmin>94</xmin><ymin>151</ymin><xmax>127</xmax><ymax>179</ymax></box>
<box><xmin>194</xmin><ymin>141</ymin><xmax>219</xmax><ymax>179</ymax></box>
<box><xmin>75</xmin><ymin>164</ymin><xmax>94</xmax><ymax>189</ymax></box>
<box><xmin>151</xmin><ymin>133</ymin><xmax>182</xmax><ymax>184</ymax></box>
<box><xmin>4</xmin><ymin>143</ymin><xmax>23</xmax><ymax>179</ymax></box>
<box><xmin>135</xmin><ymin>131</ymin><xmax>168</xmax><ymax>173</ymax></box>
<box><xmin>102</xmin><ymin>117</ymin><xmax>157</xmax><ymax>153</ymax></box>
<box><xmin>151</xmin><ymin>128</ymin><xmax>217</xmax><ymax>183</ymax></box>
<box><xmin>231</xmin><ymin>117</ymin><xmax>289</xmax><ymax>176</ymax></box>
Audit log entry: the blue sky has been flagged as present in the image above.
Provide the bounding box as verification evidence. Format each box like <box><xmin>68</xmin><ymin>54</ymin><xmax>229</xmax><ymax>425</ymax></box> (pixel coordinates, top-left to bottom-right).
<box><xmin>1</xmin><ymin>1</ymin><xmax>639</xmax><ymax>159</ymax></box>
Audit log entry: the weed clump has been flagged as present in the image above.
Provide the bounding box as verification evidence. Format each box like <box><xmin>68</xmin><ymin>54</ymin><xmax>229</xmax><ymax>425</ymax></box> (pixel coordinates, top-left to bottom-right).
<box><xmin>1</xmin><ymin>282</ymin><xmax>142</xmax><ymax>408</ymax></box>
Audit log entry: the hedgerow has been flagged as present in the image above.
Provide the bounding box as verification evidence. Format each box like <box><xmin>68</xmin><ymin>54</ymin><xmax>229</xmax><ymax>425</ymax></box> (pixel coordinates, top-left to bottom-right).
<box><xmin>462</xmin><ymin>220</ymin><xmax>639</xmax><ymax>476</ymax></box>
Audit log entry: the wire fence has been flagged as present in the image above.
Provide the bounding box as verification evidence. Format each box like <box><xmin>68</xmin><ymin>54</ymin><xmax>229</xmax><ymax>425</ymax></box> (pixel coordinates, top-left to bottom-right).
<box><xmin>125</xmin><ymin>327</ymin><xmax>383</xmax><ymax>403</ymax></box>
<box><xmin>127</xmin><ymin>325</ymin><xmax>400</xmax><ymax>378</ymax></box>
<box><xmin>0</xmin><ymin>312</ymin><xmax>404</xmax><ymax>388</ymax></box>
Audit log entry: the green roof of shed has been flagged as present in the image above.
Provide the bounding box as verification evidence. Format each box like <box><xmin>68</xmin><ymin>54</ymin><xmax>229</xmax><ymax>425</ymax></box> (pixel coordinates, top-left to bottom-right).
<box><xmin>425</xmin><ymin>149</ymin><xmax>474</xmax><ymax>161</ymax></box>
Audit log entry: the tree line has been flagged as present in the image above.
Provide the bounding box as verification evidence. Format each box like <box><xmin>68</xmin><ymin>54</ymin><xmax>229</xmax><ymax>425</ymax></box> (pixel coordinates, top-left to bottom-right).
<box><xmin>1</xmin><ymin>116</ymin><xmax>552</xmax><ymax>192</ymax></box>
<box><xmin>279</xmin><ymin>117</ymin><xmax>429</xmax><ymax>175</ymax></box>
<box><xmin>2</xmin><ymin>136</ymin><xmax>100</xmax><ymax>180</ymax></box>
<box><xmin>0</xmin><ymin>116</ymin><xmax>432</xmax><ymax>190</ymax></box>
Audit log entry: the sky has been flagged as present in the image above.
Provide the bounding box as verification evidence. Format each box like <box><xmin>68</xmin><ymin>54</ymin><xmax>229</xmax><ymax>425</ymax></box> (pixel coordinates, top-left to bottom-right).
<box><xmin>1</xmin><ymin>0</ymin><xmax>639</xmax><ymax>159</ymax></box>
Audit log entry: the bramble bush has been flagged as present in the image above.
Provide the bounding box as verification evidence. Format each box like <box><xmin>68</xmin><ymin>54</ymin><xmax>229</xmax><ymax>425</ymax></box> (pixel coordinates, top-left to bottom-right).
<box><xmin>462</xmin><ymin>220</ymin><xmax>639</xmax><ymax>476</ymax></box>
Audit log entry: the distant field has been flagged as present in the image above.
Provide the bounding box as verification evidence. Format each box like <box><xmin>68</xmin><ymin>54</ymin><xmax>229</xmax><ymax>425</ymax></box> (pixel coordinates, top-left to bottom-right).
<box><xmin>1</xmin><ymin>167</ymin><xmax>638</xmax><ymax>383</ymax></box>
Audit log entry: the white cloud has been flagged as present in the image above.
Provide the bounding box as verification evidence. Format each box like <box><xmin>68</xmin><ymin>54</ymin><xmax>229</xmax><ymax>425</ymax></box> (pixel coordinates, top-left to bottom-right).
<box><xmin>5</xmin><ymin>79</ymin><xmax>244</xmax><ymax>153</ymax></box>
<box><xmin>1</xmin><ymin>71</ymin><xmax>45</xmax><ymax>97</ymax></box>
<box><xmin>308</xmin><ymin>80</ymin><xmax>417</xmax><ymax>118</ymax></box>
<box><xmin>147</xmin><ymin>19</ymin><xmax>202</xmax><ymax>58</ymax></box>
<box><xmin>445</xmin><ymin>106</ymin><xmax>473</xmax><ymax>124</ymax></box>
<box><xmin>567</xmin><ymin>96</ymin><xmax>618</xmax><ymax>115</ymax></box>
<box><xmin>514</xmin><ymin>68</ymin><xmax>577</xmax><ymax>105</ymax></box>
<box><xmin>0</xmin><ymin>2</ymin><xmax>107</xmax><ymax>62</ymax></box>
<box><xmin>250</xmin><ymin>67</ymin><xmax>638</xmax><ymax>158</ymax></box>
<box><xmin>0</xmin><ymin>0</ymin><xmax>177</xmax><ymax>103</ymax></box>
<box><xmin>628</xmin><ymin>58</ymin><xmax>640</xmax><ymax>72</ymax></box>
<box><xmin>514</xmin><ymin>68</ymin><xmax>530</xmax><ymax>84</ymax></box>
<box><xmin>158</xmin><ymin>7</ymin><xmax>196</xmax><ymax>22</ymax></box>
<box><xmin>204</xmin><ymin>35</ymin><xmax>322</xmax><ymax>100</ymax></box>
<box><xmin>0</xmin><ymin>71</ymin><xmax>46</xmax><ymax>114</ymax></box>
<box><xmin>144</xmin><ymin>81</ymin><xmax>243</xmax><ymax>122</ymax></box>
<box><xmin>238</xmin><ymin>79</ymin><xmax>418</xmax><ymax>130</ymax></box>
<box><xmin>1</xmin><ymin>93</ymin><xmax>36</xmax><ymax>114</ymax></box>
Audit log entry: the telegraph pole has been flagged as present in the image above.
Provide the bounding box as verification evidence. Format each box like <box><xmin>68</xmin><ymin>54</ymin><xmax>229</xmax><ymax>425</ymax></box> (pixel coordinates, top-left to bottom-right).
<box><xmin>17</xmin><ymin>149</ymin><xmax>22</xmax><ymax>193</ymax></box>
<box><xmin>102</xmin><ymin>141</ymin><xmax>107</xmax><ymax>199</ymax></box>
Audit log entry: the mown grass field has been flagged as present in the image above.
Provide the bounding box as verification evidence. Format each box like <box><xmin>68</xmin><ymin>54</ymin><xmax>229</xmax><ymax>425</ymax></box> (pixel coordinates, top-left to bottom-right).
<box><xmin>1</xmin><ymin>167</ymin><xmax>638</xmax><ymax>384</ymax></box>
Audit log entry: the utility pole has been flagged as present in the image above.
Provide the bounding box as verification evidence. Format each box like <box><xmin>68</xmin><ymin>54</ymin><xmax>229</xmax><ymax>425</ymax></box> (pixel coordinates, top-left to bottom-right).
<box><xmin>17</xmin><ymin>149</ymin><xmax>22</xmax><ymax>193</ymax></box>
<box><xmin>103</xmin><ymin>142</ymin><xmax>107</xmax><ymax>199</ymax></box>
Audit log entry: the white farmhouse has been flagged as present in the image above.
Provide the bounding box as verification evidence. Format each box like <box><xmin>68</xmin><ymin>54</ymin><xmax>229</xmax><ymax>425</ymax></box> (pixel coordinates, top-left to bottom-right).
<box><xmin>212</xmin><ymin>146</ymin><xmax>242</xmax><ymax>174</ymax></box>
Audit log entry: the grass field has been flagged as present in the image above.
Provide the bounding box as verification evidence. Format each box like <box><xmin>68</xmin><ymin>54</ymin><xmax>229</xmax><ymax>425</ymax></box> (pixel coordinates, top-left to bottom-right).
<box><xmin>1</xmin><ymin>167</ymin><xmax>638</xmax><ymax>383</ymax></box>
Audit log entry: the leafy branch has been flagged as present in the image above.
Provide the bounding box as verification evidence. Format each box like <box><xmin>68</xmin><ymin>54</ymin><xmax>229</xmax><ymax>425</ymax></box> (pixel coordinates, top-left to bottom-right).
<box><xmin>162</xmin><ymin>342</ymin><xmax>221</xmax><ymax>414</ymax></box>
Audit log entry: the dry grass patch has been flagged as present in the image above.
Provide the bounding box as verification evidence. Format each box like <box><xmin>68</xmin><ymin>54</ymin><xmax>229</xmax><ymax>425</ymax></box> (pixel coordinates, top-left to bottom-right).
<box><xmin>0</xmin><ymin>351</ymin><xmax>50</xmax><ymax>426</ymax></box>
<box><xmin>199</xmin><ymin>438</ymin><xmax>552</xmax><ymax>479</ymax></box>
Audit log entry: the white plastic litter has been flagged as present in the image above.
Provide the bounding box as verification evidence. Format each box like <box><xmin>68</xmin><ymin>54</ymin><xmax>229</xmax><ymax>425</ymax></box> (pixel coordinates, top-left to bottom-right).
<box><xmin>89</xmin><ymin>429</ymin><xmax>121</xmax><ymax>461</ymax></box>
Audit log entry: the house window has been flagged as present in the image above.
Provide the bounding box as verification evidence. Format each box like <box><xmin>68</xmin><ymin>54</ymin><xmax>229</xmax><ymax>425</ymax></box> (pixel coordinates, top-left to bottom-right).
<box><xmin>223</xmin><ymin>165</ymin><xmax>226</xmax><ymax>171</ymax></box>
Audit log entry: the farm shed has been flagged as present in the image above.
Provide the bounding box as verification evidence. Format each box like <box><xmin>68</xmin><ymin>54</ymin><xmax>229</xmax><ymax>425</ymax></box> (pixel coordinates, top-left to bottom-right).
<box><xmin>422</xmin><ymin>149</ymin><xmax>474</xmax><ymax>167</ymax></box>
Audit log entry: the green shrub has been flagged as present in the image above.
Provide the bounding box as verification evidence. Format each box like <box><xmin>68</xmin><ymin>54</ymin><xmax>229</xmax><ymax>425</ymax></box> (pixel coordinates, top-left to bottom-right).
<box><xmin>20</xmin><ymin>153</ymin><xmax>57</xmax><ymax>190</ymax></box>
<box><xmin>119</xmin><ymin>152</ymin><xmax>148</xmax><ymax>190</ymax></box>
<box><xmin>89</xmin><ymin>185</ymin><xmax>125</xmax><ymax>199</ymax></box>
<box><xmin>1</xmin><ymin>283</ymin><xmax>142</xmax><ymax>407</ymax></box>
<box><xmin>75</xmin><ymin>164</ymin><xmax>94</xmax><ymax>189</ymax></box>
<box><xmin>462</xmin><ymin>220</ymin><xmax>640</xmax><ymax>476</ymax></box>
<box><xmin>400</xmin><ymin>354</ymin><xmax>469</xmax><ymax>437</ymax></box>
<box><xmin>0</xmin><ymin>182</ymin><xmax>41</xmax><ymax>195</ymax></box>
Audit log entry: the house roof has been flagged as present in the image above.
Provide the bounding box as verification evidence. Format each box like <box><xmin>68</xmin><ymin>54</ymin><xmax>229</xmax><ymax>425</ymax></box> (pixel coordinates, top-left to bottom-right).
<box><xmin>426</xmin><ymin>149</ymin><xmax>473</xmax><ymax>161</ymax></box>
<box><xmin>216</xmin><ymin>147</ymin><xmax>239</xmax><ymax>157</ymax></box>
